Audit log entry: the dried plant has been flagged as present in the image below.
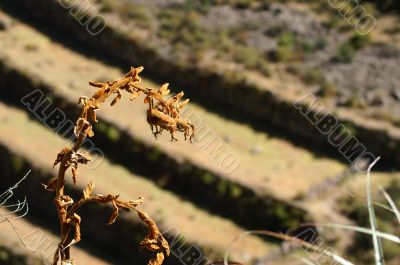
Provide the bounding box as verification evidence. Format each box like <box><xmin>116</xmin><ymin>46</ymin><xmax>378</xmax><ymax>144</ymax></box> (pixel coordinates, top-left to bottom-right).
<box><xmin>44</xmin><ymin>66</ymin><xmax>194</xmax><ymax>265</ymax></box>
<box><xmin>0</xmin><ymin>170</ymin><xmax>30</xmax><ymax>223</ymax></box>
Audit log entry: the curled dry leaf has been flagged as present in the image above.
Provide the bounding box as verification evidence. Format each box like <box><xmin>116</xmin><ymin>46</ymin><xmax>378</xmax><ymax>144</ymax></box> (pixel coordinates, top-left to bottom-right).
<box><xmin>88</xmin><ymin>80</ymin><xmax>106</xmax><ymax>88</ymax></box>
<box><xmin>108</xmin><ymin>199</ymin><xmax>119</xmax><ymax>225</ymax></box>
<box><xmin>159</xmin><ymin>83</ymin><xmax>170</xmax><ymax>96</ymax></box>
<box><xmin>83</xmin><ymin>182</ymin><xmax>95</xmax><ymax>199</ymax></box>
<box><xmin>54</xmin><ymin>147</ymin><xmax>71</xmax><ymax>168</ymax></box>
<box><xmin>145</xmin><ymin>85</ymin><xmax>194</xmax><ymax>142</ymax></box>
<box><xmin>56</xmin><ymin>195</ymin><xmax>74</xmax><ymax>208</ymax></box>
<box><xmin>74</xmin><ymin>117</ymin><xmax>94</xmax><ymax>138</ymax></box>
<box><xmin>70</xmin><ymin>152</ymin><xmax>91</xmax><ymax>185</ymax></box>
<box><xmin>128</xmin><ymin>197</ymin><xmax>144</xmax><ymax>207</ymax></box>
<box><xmin>125</xmin><ymin>66</ymin><xmax>144</xmax><ymax>81</ymax></box>
<box><xmin>148</xmin><ymin>252</ymin><xmax>166</xmax><ymax>265</ymax></box>
<box><xmin>138</xmin><ymin>210</ymin><xmax>170</xmax><ymax>259</ymax></box>
<box><xmin>111</xmin><ymin>90</ymin><xmax>122</xmax><ymax>106</ymax></box>
<box><xmin>66</xmin><ymin>213</ymin><xmax>82</xmax><ymax>246</ymax></box>
<box><xmin>107</xmin><ymin>196</ymin><xmax>145</xmax><ymax>225</ymax></box>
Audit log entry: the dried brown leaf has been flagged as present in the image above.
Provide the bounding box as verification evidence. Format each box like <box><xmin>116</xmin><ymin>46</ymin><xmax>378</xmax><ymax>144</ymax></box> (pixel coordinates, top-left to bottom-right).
<box><xmin>86</xmin><ymin>126</ymin><xmax>94</xmax><ymax>137</ymax></box>
<box><xmin>159</xmin><ymin>83</ymin><xmax>170</xmax><ymax>96</ymax></box>
<box><xmin>54</xmin><ymin>147</ymin><xmax>71</xmax><ymax>167</ymax></box>
<box><xmin>125</xmin><ymin>66</ymin><xmax>144</xmax><ymax>82</ymax></box>
<box><xmin>69</xmin><ymin>152</ymin><xmax>91</xmax><ymax>185</ymax></box>
<box><xmin>148</xmin><ymin>252</ymin><xmax>165</xmax><ymax>265</ymax></box>
<box><xmin>92</xmin><ymin>194</ymin><xmax>118</xmax><ymax>204</ymax></box>
<box><xmin>165</xmin><ymin>91</ymin><xmax>184</xmax><ymax>106</ymax></box>
<box><xmin>129</xmin><ymin>197</ymin><xmax>144</xmax><ymax>207</ymax></box>
<box><xmin>77</xmin><ymin>96</ymin><xmax>87</xmax><ymax>105</ymax></box>
<box><xmin>83</xmin><ymin>182</ymin><xmax>95</xmax><ymax>199</ymax></box>
<box><xmin>89</xmin><ymin>80</ymin><xmax>107</xmax><ymax>88</ymax></box>
<box><xmin>74</xmin><ymin>118</ymin><xmax>86</xmax><ymax>137</ymax></box>
<box><xmin>138</xmin><ymin>210</ymin><xmax>170</xmax><ymax>257</ymax></box>
<box><xmin>107</xmin><ymin>199</ymin><xmax>119</xmax><ymax>225</ymax></box>
<box><xmin>176</xmin><ymin>98</ymin><xmax>189</xmax><ymax>110</ymax></box>
<box><xmin>75</xmin><ymin>152</ymin><xmax>91</xmax><ymax>164</ymax></box>
<box><xmin>111</xmin><ymin>90</ymin><xmax>122</xmax><ymax>106</ymax></box>
<box><xmin>130</xmin><ymin>91</ymin><xmax>140</xmax><ymax>100</ymax></box>
<box><xmin>57</xmin><ymin>195</ymin><xmax>74</xmax><ymax>208</ymax></box>
<box><xmin>43</xmin><ymin>177</ymin><xmax>58</xmax><ymax>192</ymax></box>
<box><xmin>66</xmin><ymin>213</ymin><xmax>81</xmax><ymax>245</ymax></box>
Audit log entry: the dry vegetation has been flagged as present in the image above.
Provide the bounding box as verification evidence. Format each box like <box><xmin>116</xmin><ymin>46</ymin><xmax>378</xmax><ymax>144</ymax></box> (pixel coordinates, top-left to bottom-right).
<box><xmin>92</xmin><ymin>0</ymin><xmax>400</xmax><ymax>125</ymax></box>
<box><xmin>1</xmin><ymin>1</ymin><xmax>400</xmax><ymax>264</ymax></box>
<box><xmin>43</xmin><ymin>66</ymin><xmax>193</xmax><ymax>265</ymax></box>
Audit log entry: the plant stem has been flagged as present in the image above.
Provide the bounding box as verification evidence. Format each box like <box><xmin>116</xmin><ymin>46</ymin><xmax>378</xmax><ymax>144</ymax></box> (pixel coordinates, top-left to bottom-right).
<box><xmin>55</xmin><ymin>121</ymin><xmax>89</xmax><ymax>262</ymax></box>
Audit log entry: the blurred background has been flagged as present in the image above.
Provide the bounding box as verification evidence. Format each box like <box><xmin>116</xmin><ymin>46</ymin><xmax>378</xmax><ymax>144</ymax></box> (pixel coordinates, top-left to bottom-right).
<box><xmin>0</xmin><ymin>0</ymin><xmax>399</xmax><ymax>264</ymax></box>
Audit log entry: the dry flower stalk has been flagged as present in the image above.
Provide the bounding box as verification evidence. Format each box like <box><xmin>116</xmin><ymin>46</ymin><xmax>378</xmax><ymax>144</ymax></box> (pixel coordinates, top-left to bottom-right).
<box><xmin>45</xmin><ymin>66</ymin><xmax>194</xmax><ymax>265</ymax></box>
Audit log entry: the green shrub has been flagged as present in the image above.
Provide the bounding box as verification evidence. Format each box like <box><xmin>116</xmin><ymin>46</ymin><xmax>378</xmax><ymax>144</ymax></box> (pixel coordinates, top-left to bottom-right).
<box><xmin>179</xmin><ymin>0</ymin><xmax>214</xmax><ymax>14</ymax></box>
<box><xmin>258</xmin><ymin>61</ymin><xmax>272</xmax><ymax>77</ymax></box>
<box><xmin>119</xmin><ymin>3</ymin><xmax>152</xmax><ymax>28</ymax></box>
<box><xmin>202</xmin><ymin>172</ymin><xmax>215</xmax><ymax>185</ymax></box>
<box><xmin>323</xmin><ymin>13</ymin><xmax>341</xmax><ymax>29</ymax></box>
<box><xmin>350</xmin><ymin>33</ymin><xmax>371</xmax><ymax>49</ymax></box>
<box><xmin>267</xmin><ymin>47</ymin><xmax>293</xmax><ymax>62</ymax></box>
<box><xmin>301</xmin><ymin>37</ymin><xmax>327</xmax><ymax>53</ymax></box>
<box><xmin>335</xmin><ymin>33</ymin><xmax>371</xmax><ymax>63</ymax></box>
<box><xmin>107</xmin><ymin>126</ymin><xmax>121</xmax><ymax>142</ymax></box>
<box><xmin>243</xmin><ymin>20</ymin><xmax>261</xmax><ymax>31</ymax></box>
<box><xmin>267</xmin><ymin>31</ymin><xmax>308</xmax><ymax>62</ymax></box>
<box><xmin>217</xmin><ymin>180</ymin><xmax>228</xmax><ymax>195</ymax></box>
<box><xmin>336</xmin><ymin>42</ymin><xmax>356</xmax><ymax>63</ymax></box>
<box><xmin>319</xmin><ymin>81</ymin><xmax>337</xmax><ymax>97</ymax></box>
<box><xmin>229</xmin><ymin>184</ymin><xmax>242</xmax><ymax>198</ymax></box>
<box><xmin>300</xmin><ymin>68</ymin><xmax>325</xmax><ymax>86</ymax></box>
<box><xmin>265</xmin><ymin>24</ymin><xmax>287</xmax><ymax>38</ymax></box>
<box><xmin>278</xmin><ymin>31</ymin><xmax>296</xmax><ymax>49</ymax></box>
<box><xmin>233</xmin><ymin>46</ymin><xmax>261</xmax><ymax>69</ymax></box>
<box><xmin>98</xmin><ymin>0</ymin><xmax>118</xmax><ymax>13</ymax></box>
<box><xmin>285</xmin><ymin>64</ymin><xmax>301</xmax><ymax>75</ymax></box>
<box><xmin>234</xmin><ymin>0</ymin><xmax>252</xmax><ymax>9</ymax></box>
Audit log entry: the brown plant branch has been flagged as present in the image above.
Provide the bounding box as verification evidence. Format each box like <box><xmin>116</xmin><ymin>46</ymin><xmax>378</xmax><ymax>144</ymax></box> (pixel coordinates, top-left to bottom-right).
<box><xmin>45</xmin><ymin>66</ymin><xmax>193</xmax><ymax>265</ymax></box>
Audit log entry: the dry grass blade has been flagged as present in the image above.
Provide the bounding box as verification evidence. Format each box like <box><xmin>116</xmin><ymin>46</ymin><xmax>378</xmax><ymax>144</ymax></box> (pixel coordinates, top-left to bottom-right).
<box><xmin>319</xmin><ymin>223</ymin><xmax>400</xmax><ymax>244</ymax></box>
<box><xmin>207</xmin><ymin>261</ymin><xmax>243</xmax><ymax>265</ymax></box>
<box><xmin>378</xmin><ymin>186</ymin><xmax>400</xmax><ymax>225</ymax></box>
<box><xmin>223</xmin><ymin>230</ymin><xmax>354</xmax><ymax>265</ymax></box>
<box><xmin>295</xmin><ymin>256</ymin><xmax>318</xmax><ymax>265</ymax></box>
<box><xmin>366</xmin><ymin>157</ymin><xmax>385</xmax><ymax>265</ymax></box>
<box><xmin>347</xmin><ymin>191</ymin><xmax>395</xmax><ymax>214</ymax></box>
